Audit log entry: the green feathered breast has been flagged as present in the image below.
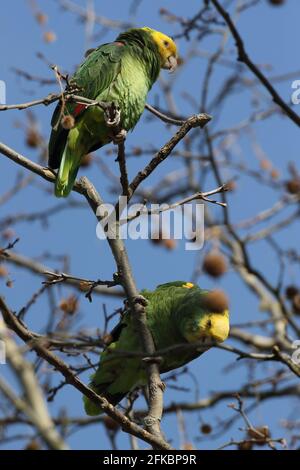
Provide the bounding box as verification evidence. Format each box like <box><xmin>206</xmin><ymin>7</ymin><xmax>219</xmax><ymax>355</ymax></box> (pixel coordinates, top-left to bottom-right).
<box><xmin>84</xmin><ymin>281</ymin><xmax>230</xmax><ymax>416</ymax></box>
<box><xmin>48</xmin><ymin>29</ymin><xmax>161</xmax><ymax>197</ymax></box>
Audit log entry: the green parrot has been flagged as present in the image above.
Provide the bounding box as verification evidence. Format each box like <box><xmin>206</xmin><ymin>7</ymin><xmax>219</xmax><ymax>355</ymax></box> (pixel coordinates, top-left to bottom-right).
<box><xmin>48</xmin><ymin>27</ymin><xmax>178</xmax><ymax>197</ymax></box>
<box><xmin>84</xmin><ymin>281</ymin><xmax>230</xmax><ymax>415</ymax></box>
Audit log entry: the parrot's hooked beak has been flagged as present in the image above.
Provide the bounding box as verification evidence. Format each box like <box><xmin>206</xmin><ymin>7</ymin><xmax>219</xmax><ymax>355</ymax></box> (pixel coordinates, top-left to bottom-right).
<box><xmin>163</xmin><ymin>55</ymin><xmax>177</xmax><ymax>73</ymax></box>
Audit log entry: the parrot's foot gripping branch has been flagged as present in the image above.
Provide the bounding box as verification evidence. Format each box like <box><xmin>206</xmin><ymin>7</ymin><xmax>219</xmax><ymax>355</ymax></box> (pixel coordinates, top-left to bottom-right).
<box><xmin>102</xmin><ymin>101</ymin><xmax>127</xmax><ymax>144</ymax></box>
<box><xmin>103</xmin><ymin>101</ymin><xmax>121</xmax><ymax>127</ymax></box>
<box><xmin>132</xmin><ymin>294</ymin><xmax>149</xmax><ymax>307</ymax></box>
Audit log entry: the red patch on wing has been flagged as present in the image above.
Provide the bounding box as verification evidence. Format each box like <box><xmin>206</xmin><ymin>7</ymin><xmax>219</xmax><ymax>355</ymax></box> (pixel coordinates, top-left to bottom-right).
<box><xmin>73</xmin><ymin>103</ymin><xmax>87</xmax><ymax>117</ymax></box>
<box><xmin>113</xmin><ymin>41</ymin><xmax>125</xmax><ymax>47</ymax></box>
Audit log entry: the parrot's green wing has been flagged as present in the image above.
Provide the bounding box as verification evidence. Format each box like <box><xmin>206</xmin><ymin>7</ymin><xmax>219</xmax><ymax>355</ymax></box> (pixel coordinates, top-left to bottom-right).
<box><xmin>48</xmin><ymin>43</ymin><xmax>125</xmax><ymax>169</ymax></box>
<box><xmin>70</xmin><ymin>43</ymin><xmax>125</xmax><ymax>102</ymax></box>
<box><xmin>83</xmin><ymin>310</ymin><xmax>142</xmax><ymax>416</ymax></box>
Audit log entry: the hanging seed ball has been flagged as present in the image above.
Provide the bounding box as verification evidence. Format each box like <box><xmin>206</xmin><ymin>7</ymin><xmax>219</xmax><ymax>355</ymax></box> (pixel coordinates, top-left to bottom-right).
<box><xmin>285</xmin><ymin>285</ymin><xmax>299</xmax><ymax>300</ymax></box>
<box><xmin>285</xmin><ymin>179</ymin><xmax>300</xmax><ymax>195</ymax></box>
<box><xmin>132</xmin><ymin>146</ymin><xmax>142</xmax><ymax>156</ymax></box>
<box><xmin>225</xmin><ymin>180</ymin><xmax>237</xmax><ymax>192</ymax></box>
<box><xmin>270</xmin><ymin>169</ymin><xmax>280</xmax><ymax>180</ymax></box>
<box><xmin>200</xmin><ymin>423</ymin><xmax>212</xmax><ymax>435</ymax></box>
<box><xmin>260</xmin><ymin>159</ymin><xmax>272</xmax><ymax>171</ymax></box>
<box><xmin>59</xmin><ymin>295</ymin><xmax>78</xmax><ymax>315</ymax></box>
<box><xmin>26</xmin><ymin>129</ymin><xmax>40</xmax><ymax>148</ymax></box>
<box><xmin>103</xmin><ymin>415</ymin><xmax>120</xmax><ymax>432</ymax></box>
<box><xmin>0</xmin><ymin>265</ymin><xmax>8</xmax><ymax>277</ymax></box>
<box><xmin>238</xmin><ymin>440</ymin><xmax>253</xmax><ymax>451</ymax></box>
<box><xmin>43</xmin><ymin>31</ymin><xmax>57</xmax><ymax>43</ymax></box>
<box><xmin>203</xmin><ymin>290</ymin><xmax>229</xmax><ymax>313</ymax></box>
<box><xmin>81</xmin><ymin>153</ymin><xmax>93</xmax><ymax>167</ymax></box>
<box><xmin>79</xmin><ymin>280</ymin><xmax>91</xmax><ymax>292</ymax></box>
<box><xmin>268</xmin><ymin>0</ymin><xmax>285</xmax><ymax>5</ymax></box>
<box><xmin>2</xmin><ymin>228</ymin><xmax>16</xmax><ymax>240</ymax></box>
<box><xmin>292</xmin><ymin>294</ymin><xmax>300</xmax><ymax>314</ymax></box>
<box><xmin>163</xmin><ymin>238</ymin><xmax>177</xmax><ymax>250</ymax></box>
<box><xmin>182</xmin><ymin>442</ymin><xmax>194</xmax><ymax>450</ymax></box>
<box><xmin>61</xmin><ymin>115</ymin><xmax>75</xmax><ymax>130</ymax></box>
<box><xmin>203</xmin><ymin>251</ymin><xmax>227</xmax><ymax>278</ymax></box>
<box><xmin>24</xmin><ymin>439</ymin><xmax>40</xmax><ymax>450</ymax></box>
<box><xmin>248</xmin><ymin>426</ymin><xmax>270</xmax><ymax>446</ymax></box>
<box><xmin>151</xmin><ymin>231</ymin><xmax>177</xmax><ymax>250</ymax></box>
<box><xmin>35</xmin><ymin>12</ymin><xmax>48</xmax><ymax>25</ymax></box>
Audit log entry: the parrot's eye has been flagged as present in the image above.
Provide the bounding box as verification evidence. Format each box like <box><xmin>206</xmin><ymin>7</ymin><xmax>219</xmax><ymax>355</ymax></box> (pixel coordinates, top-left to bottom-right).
<box><xmin>207</xmin><ymin>319</ymin><xmax>212</xmax><ymax>328</ymax></box>
<box><xmin>163</xmin><ymin>40</ymin><xmax>170</xmax><ymax>47</ymax></box>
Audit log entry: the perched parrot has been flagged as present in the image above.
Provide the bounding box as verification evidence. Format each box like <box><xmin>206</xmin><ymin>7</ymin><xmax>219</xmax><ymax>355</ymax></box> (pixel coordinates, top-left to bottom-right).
<box><xmin>48</xmin><ymin>27</ymin><xmax>178</xmax><ymax>197</ymax></box>
<box><xmin>84</xmin><ymin>281</ymin><xmax>230</xmax><ymax>415</ymax></box>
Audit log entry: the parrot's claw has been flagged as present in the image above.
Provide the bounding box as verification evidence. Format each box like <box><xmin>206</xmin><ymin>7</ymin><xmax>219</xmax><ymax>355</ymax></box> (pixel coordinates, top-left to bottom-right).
<box><xmin>132</xmin><ymin>294</ymin><xmax>148</xmax><ymax>307</ymax></box>
<box><xmin>103</xmin><ymin>102</ymin><xmax>121</xmax><ymax>127</ymax></box>
<box><xmin>112</xmin><ymin>129</ymin><xmax>127</xmax><ymax>145</ymax></box>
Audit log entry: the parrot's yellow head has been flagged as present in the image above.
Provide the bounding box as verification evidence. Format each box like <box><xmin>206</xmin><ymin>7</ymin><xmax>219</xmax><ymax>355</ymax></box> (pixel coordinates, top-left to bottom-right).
<box><xmin>202</xmin><ymin>311</ymin><xmax>230</xmax><ymax>343</ymax></box>
<box><xmin>142</xmin><ymin>27</ymin><xmax>178</xmax><ymax>72</ymax></box>
<box><xmin>185</xmin><ymin>310</ymin><xmax>230</xmax><ymax>344</ymax></box>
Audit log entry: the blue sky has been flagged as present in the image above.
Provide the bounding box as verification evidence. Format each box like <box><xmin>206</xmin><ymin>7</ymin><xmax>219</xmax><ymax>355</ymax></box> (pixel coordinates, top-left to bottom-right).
<box><xmin>1</xmin><ymin>0</ymin><xmax>300</xmax><ymax>450</ymax></box>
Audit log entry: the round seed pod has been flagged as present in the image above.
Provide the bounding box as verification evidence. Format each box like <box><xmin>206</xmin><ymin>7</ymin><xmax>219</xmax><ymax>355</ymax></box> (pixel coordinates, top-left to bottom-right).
<box><xmin>268</xmin><ymin>0</ymin><xmax>285</xmax><ymax>5</ymax></box>
<box><xmin>200</xmin><ymin>423</ymin><xmax>212</xmax><ymax>435</ymax></box>
<box><xmin>182</xmin><ymin>442</ymin><xmax>194</xmax><ymax>450</ymax></box>
<box><xmin>285</xmin><ymin>179</ymin><xmax>300</xmax><ymax>195</ymax></box>
<box><xmin>59</xmin><ymin>295</ymin><xmax>78</xmax><ymax>315</ymax></box>
<box><xmin>292</xmin><ymin>293</ymin><xmax>300</xmax><ymax>314</ymax></box>
<box><xmin>203</xmin><ymin>251</ymin><xmax>227</xmax><ymax>278</ymax></box>
<box><xmin>248</xmin><ymin>426</ymin><xmax>270</xmax><ymax>446</ymax></box>
<box><xmin>36</xmin><ymin>12</ymin><xmax>48</xmax><ymax>25</ymax></box>
<box><xmin>162</xmin><ymin>238</ymin><xmax>177</xmax><ymax>250</ymax></box>
<box><xmin>24</xmin><ymin>439</ymin><xmax>40</xmax><ymax>450</ymax></box>
<box><xmin>203</xmin><ymin>289</ymin><xmax>229</xmax><ymax>313</ymax></box>
<box><xmin>26</xmin><ymin>129</ymin><xmax>40</xmax><ymax>148</ymax></box>
<box><xmin>43</xmin><ymin>31</ymin><xmax>57</xmax><ymax>43</ymax></box>
<box><xmin>238</xmin><ymin>440</ymin><xmax>253</xmax><ymax>450</ymax></box>
<box><xmin>285</xmin><ymin>285</ymin><xmax>299</xmax><ymax>300</ymax></box>
<box><xmin>61</xmin><ymin>115</ymin><xmax>75</xmax><ymax>130</ymax></box>
<box><xmin>260</xmin><ymin>159</ymin><xmax>272</xmax><ymax>171</ymax></box>
<box><xmin>0</xmin><ymin>265</ymin><xmax>8</xmax><ymax>277</ymax></box>
<box><xmin>270</xmin><ymin>169</ymin><xmax>280</xmax><ymax>180</ymax></box>
<box><xmin>81</xmin><ymin>154</ymin><xmax>93</xmax><ymax>167</ymax></box>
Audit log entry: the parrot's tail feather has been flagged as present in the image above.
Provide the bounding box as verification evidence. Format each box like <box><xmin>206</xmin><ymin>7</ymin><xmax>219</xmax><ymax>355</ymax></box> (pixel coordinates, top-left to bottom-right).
<box><xmin>83</xmin><ymin>384</ymin><xmax>127</xmax><ymax>416</ymax></box>
<box><xmin>54</xmin><ymin>145</ymin><xmax>80</xmax><ymax>198</ymax></box>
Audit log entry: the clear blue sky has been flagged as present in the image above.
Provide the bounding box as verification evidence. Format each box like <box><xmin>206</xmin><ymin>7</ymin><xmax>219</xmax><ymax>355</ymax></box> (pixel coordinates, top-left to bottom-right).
<box><xmin>0</xmin><ymin>0</ymin><xmax>299</xmax><ymax>450</ymax></box>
